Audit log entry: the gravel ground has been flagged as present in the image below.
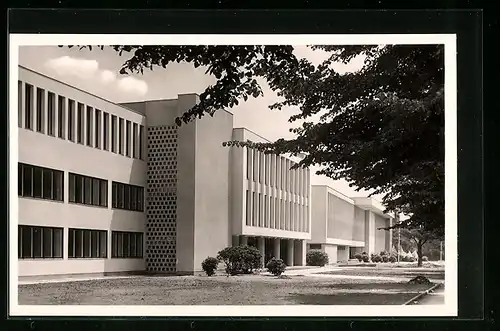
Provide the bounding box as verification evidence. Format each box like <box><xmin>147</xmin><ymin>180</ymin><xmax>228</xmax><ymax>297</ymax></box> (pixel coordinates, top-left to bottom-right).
<box><xmin>18</xmin><ymin>274</ymin><xmax>432</xmax><ymax>305</ymax></box>
<box><xmin>319</xmin><ymin>268</ymin><xmax>445</xmax><ymax>280</ymax></box>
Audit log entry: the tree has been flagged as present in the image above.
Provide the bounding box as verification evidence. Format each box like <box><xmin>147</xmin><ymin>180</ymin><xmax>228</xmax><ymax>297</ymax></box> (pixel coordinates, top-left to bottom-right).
<box><xmin>397</xmin><ymin>226</ymin><xmax>443</xmax><ymax>267</ymax></box>
<box><xmin>71</xmin><ymin>45</ymin><xmax>444</xmax><ymax>234</ymax></box>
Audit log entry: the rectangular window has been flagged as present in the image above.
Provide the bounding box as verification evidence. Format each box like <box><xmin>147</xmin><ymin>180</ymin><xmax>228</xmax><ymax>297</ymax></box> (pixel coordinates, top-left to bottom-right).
<box><xmin>25</xmin><ymin>83</ymin><xmax>33</xmax><ymax>130</ymax></box>
<box><xmin>57</xmin><ymin>96</ymin><xmax>66</xmax><ymax>138</ymax></box>
<box><xmin>245</xmin><ymin>190</ymin><xmax>251</xmax><ymax>225</ymax></box>
<box><xmin>77</xmin><ymin>103</ymin><xmax>84</xmax><ymax>144</ymax></box>
<box><xmin>252</xmin><ymin>192</ymin><xmax>257</xmax><ymax>226</ymax></box>
<box><xmin>258</xmin><ymin>193</ymin><xmax>262</xmax><ymax>227</ymax></box>
<box><xmin>264</xmin><ymin>195</ymin><xmax>268</xmax><ymax>227</ymax></box>
<box><xmin>253</xmin><ymin>150</ymin><xmax>258</xmax><ymax>181</ymax></box>
<box><xmin>103</xmin><ymin>112</ymin><xmax>109</xmax><ymax>151</ymax></box>
<box><xmin>18</xmin><ymin>81</ymin><xmax>23</xmax><ymax>128</ymax></box>
<box><xmin>68</xmin><ymin>99</ymin><xmax>75</xmax><ymax>141</ymax></box>
<box><xmin>125</xmin><ymin>120</ymin><xmax>131</xmax><ymax>157</ymax></box>
<box><xmin>111</xmin><ymin>231</ymin><xmax>143</xmax><ymax>258</ymax></box>
<box><xmin>95</xmin><ymin>109</ymin><xmax>101</xmax><ymax>149</ymax></box>
<box><xmin>68</xmin><ymin>228</ymin><xmax>107</xmax><ymax>258</ymax></box>
<box><xmin>246</xmin><ymin>148</ymin><xmax>251</xmax><ymax>179</ymax></box>
<box><xmin>111</xmin><ymin>115</ymin><xmax>117</xmax><ymax>153</ymax></box>
<box><xmin>18</xmin><ymin>225</ymin><xmax>63</xmax><ymax>259</ymax></box>
<box><xmin>139</xmin><ymin>125</ymin><xmax>144</xmax><ymax>160</ymax></box>
<box><xmin>264</xmin><ymin>154</ymin><xmax>269</xmax><ymax>185</ymax></box>
<box><xmin>18</xmin><ymin>163</ymin><xmax>63</xmax><ymax>202</ymax></box>
<box><xmin>118</xmin><ymin>118</ymin><xmax>124</xmax><ymax>155</ymax></box>
<box><xmin>259</xmin><ymin>152</ymin><xmax>264</xmax><ymax>183</ymax></box>
<box><xmin>132</xmin><ymin>123</ymin><xmax>138</xmax><ymax>158</ymax></box>
<box><xmin>47</xmin><ymin>92</ymin><xmax>55</xmax><ymax>136</ymax></box>
<box><xmin>86</xmin><ymin>106</ymin><xmax>93</xmax><ymax>147</ymax></box>
<box><xmin>111</xmin><ymin>181</ymin><xmax>144</xmax><ymax>212</ymax></box>
<box><xmin>270</xmin><ymin>197</ymin><xmax>275</xmax><ymax>229</ymax></box>
<box><xmin>36</xmin><ymin>88</ymin><xmax>45</xmax><ymax>133</ymax></box>
<box><xmin>69</xmin><ymin>172</ymin><xmax>108</xmax><ymax>207</ymax></box>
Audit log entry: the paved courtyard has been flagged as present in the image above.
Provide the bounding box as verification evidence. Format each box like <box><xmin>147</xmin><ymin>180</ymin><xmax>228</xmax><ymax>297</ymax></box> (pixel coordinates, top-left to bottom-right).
<box><xmin>18</xmin><ymin>265</ymin><xmax>444</xmax><ymax>306</ymax></box>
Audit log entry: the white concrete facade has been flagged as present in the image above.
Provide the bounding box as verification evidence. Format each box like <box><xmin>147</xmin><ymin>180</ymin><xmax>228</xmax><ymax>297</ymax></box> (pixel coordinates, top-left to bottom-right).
<box><xmin>308</xmin><ymin>185</ymin><xmax>393</xmax><ymax>264</ymax></box>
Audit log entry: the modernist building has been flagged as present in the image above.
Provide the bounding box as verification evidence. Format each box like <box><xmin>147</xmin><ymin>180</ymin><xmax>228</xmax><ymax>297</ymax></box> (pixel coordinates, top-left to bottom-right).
<box><xmin>308</xmin><ymin>185</ymin><xmax>393</xmax><ymax>264</ymax></box>
<box><xmin>16</xmin><ymin>66</ymin><xmax>312</xmax><ymax>279</ymax></box>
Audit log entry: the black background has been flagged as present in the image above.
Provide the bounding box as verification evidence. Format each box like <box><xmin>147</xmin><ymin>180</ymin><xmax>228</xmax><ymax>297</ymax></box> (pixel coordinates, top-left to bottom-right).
<box><xmin>3</xmin><ymin>1</ymin><xmax>493</xmax><ymax>331</ymax></box>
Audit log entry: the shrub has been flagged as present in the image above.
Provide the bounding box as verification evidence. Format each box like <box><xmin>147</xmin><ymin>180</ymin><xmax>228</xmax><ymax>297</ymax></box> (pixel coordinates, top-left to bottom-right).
<box><xmin>217</xmin><ymin>245</ymin><xmax>262</xmax><ymax>275</ymax></box>
<box><xmin>382</xmin><ymin>255</ymin><xmax>389</xmax><ymax>263</ymax></box>
<box><xmin>409</xmin><ymin>256</ymin><xmax>416</xmax><ymax>262</ymax></box>
<box><xmin>362</xmin><ymin>253</ymin><xmax>370</xmax><ymax>263</ymax></box>
<box><xmin>266</xmin><ymin>257</ymin><xmax>287</xmax><ymax>276</ymax></box>
<box><xmin>379</xmin><ymin>250</ymin><xmax>388</xmax><ymax>256</ymax></box>
<box><xmin>422</xmin><ymin>256</ymin><xmax>429</xmax><ymax>262</ymax></box>
<box><xmin>354</xmin><ymin>253</ymin><xmax>363</xmax><ymax>262</ymax></box>
<box><xmin>306</xmin><ymin>249</ymin><xmax>329</xmax><ymax>266</ymax></box>
<box><xmin>371</xmin><ymin>254</ymin><xmax>382</xmax><ymax>263</ymax></box>
<box><xmin>389</xmin><ymin>255</ymin><xmax>397</xmax><ymax>263</ymax></box>
<box><xmin>201</xmin><ymin>256</ymin><xmax>219</xmax><ymax>276</ymax></box>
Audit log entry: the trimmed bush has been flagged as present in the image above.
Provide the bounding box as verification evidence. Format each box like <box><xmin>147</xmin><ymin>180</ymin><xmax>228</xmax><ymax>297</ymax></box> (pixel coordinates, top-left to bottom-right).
<box><xmin>362</xmin><ymin>253</ymin><xmax>370</xmax><ymax>263</ymax></box>
<box><xmin>389</xmin><ymin>255</ymin><xmax>397</xmax><ymax>263</ymax></box>
<box><xmin>409</xmin><ymin>256</ymin><xmax>416</xmax><ymax>262</ymax></box>
<box><xmin>422</xmin><ymin>256</ymin><xmax>429</xmax><ymax>262</ymax></box>
<box><xmin>354</xmin><ymin>253</ymin><xmax>363</xmax><ymax>262</ymax></box>
<box><xmin>382</xmin><ymin>254</ymin><xmax>389</xmax><ymax>263</ymax></box>
<box><xmin>266</xmin><ymin>257</ymin><xmax>287</xmax><ymax>276</ymax></box>
<box><xmin>306</xmin><ymin>249</ymin><xmax>329</xmax><ymax>266</ymax></box>
<box><xmin>201</xmin><ymin>256</ymin><xmax>219</xmax><ymax>276</ymax></box>
<box><xmin>217</xmin><ymin>245</ymin><xmax>262</xmax><ymax>275</ymax></box>
<box><xmin>379</xmin><ymin>250</ymin><xmax>388</xmax><ymax>256</ymax></box>
<box><xmin>371</xmin><ymin>254</ymin><xmax>382</xmax><ymax>263</ymax></box>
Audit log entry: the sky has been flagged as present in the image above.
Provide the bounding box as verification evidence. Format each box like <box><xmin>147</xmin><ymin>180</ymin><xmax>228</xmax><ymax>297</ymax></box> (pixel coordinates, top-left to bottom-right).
<box><xmin>18</xmin><ymin>45</ymin><xmax>378</xmax><ymax>200</ymax></box>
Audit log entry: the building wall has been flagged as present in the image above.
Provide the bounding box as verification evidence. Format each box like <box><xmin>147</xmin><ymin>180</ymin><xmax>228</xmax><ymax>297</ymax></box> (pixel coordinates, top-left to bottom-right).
<box><xmin>353</xmin><ymin>206</ymin><xmax>366</xmax><ymax>242</ymax></box>
<box><xmin>233</xmin><ymin>128</ymin><xmax>311</xmax><ymax>240</ymax></box>
<box><xmin>310</xmin><ymin>186</ymin><xmax>327</xmax><ymax>243</ymax></box>
<box><xmin>18</xmin><ymin>67</ymin><xmax>147</xmax><ymax>277</ymax></box>
<box><xmin>323</xmin><ymin>244</ymin><xmax>338</xmax><ymax>264</ymax></box>
<box><xmin>327</xmin><ymin>193</ymin><xmax>356</xmax><ymax>241</ymax></box>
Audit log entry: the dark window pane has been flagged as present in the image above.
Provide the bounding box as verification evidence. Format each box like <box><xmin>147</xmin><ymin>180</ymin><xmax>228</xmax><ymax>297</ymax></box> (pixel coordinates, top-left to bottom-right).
<box><xmin>130</xmin><ymin>233</ymin><xmax>137</xmax><ymax>257</ymax></box>
<box><xmin>111</xmin><ymin>116</ymin><xmax>116</xmax><ymax>153</ymax></box>
<box><xmin>103</xmin><ymin>113</ymin><xmax>109</xmax><ymax>150</ymax></box>
<box><xmin>84</xmin><ymin>177</ymin><xmax>92</xmax><ymax>204</ymax></box>
<box><xmin>130</xmin><ymin>186</ymin><xmax>137</xmax><ymax>211</ymax></box>
<box><xmin>18</xmin><ymin>226</ymin><xmax>23</xmax><ymax>258</ymax></box>
<box><xmin>77</xmin><ymin>103</ymin><xmax>84</xmax><ymax>144</ymax></box>
<box><xmin>68</xmin><ymin>229</ymin><xmax>75</xmax><ymax>258</ymax></box>
<box><xmin>124</xmin><ymin>185</ymin><xmax>130</xmax><ymax>210</ymax></box>
<box><xmin>33</xmin><ymin>167</ymin><xmax>42</xmax><ymax>198</ymax></box>
<box><xmin>100</xmin><ymin>231</ymin><xmax>107</xmax><ymax>258</ymax></box>
<box><xmin>43</xmin><ymin>228</ymin><xmax>52</xmax><ymax>257</ymax></box>
<box><xmin>48</xmin><ymin>92</ymin><xmax>55</xmax><ymax>136</ymax></box>
<box><xmin>22</xmin><ymin>165</ymin><xmax>33</xmax><ymax>197</ymax></box>
<box><xmin>119</xmin><ymin>118</ymin><xmax>123</xmax><ymax>154</ymax></box>
<box><xmin>25</xmin><ymin>84</ymin><xmax>33</xmax><ymax>130</ymax></box>
<box><xmin>112</xmin><ymin>232</ymin><xmax>117</xmax><ymax>258</ymax></box>
<box><xmin>75</xmin><ymin>175</ymin><xmax>83</xmax><ymax>203</ymax></box>
<box><xmin>118</xmin><ymin>184</ymin><xmax>124</xmax><ymax>209</ymax></box>
<box><xmin>32</xmin><ymin>227</ymin><xmax>42</xmax><ymax>258</ymax></box>
<box><xmin>92</xmin><ymin>178</ymin><xmax>100</xmax><ymax>206</ymax></box>
<box><xmin>139</xmin><ymin>125</ymin><xmax>144</xmax><ymax>159</ymax></box>
<box><xmin>126</xmin><ymin>121</ymin><xmax>131</xmax><ymax>157</ymax></box>
<box><xmin>75</xmin><ymin>230</ymin><xmax>83</xmax><ymax>258</ymax></box>
<box><xmin>18</xmin><ymin>163</ymin><xmax>23</xmax><ymax>196</ymax></box>
<box><xmin>58</xmin><ymin>96</ymin><xmax>65</xmax><ymax>138</ymax></box>
<box><xmin>100</xmin><ymin>180</ymin><xmax>108</xmax><ymax>207</ymax></box>
<box><xmin>53</xmin><ymin>228</ymin><xmax>63</xmax><ymax>258</ymax></box>
<box><xmin>36</xmin><ymin>88</ymin><xmax>44</xmax><ymax>133</ymax></box>
<box><xmin>137</xmin><ymin>233</ymin><xmax>143</xmax><ymax>257</ymax></box>
<box><xmin>69</xmin><ymin>173</ymin><xmax>76</xmax><ymax>202</ymax></box>
<box><xmin>123</xmin><ymin>233</ymin><xmax>130</xmax><ymax>257</ymax></box>
<box><xmin>133</xmin><ymin>123</ymin><xmax>138</xmax><ymax>158</ymax></box>
<box><xmin>42</xmin><ymin>169</ymin><xmax>53</xmax><ymax>199</ymax></box>
<box><xmin>83</xmin><ymin>230</ymin><xmax>91</xmax><ymax>258</ymax></box>
<box><xmin>21</xmin><ymin>226</ymin><xmax>32</xmax><ymax>258</ymax></box>
<box><xmin>53</xmin><ymin>171</ymin><xmax>63</xmax><ymax>201</ymax></box>
<box><xmin>95</xmin><ymin>109</ymin><xmax>101</xmax><ymax>149</ymax></box>
<box><xmin>86</xmin><ymin>106</ymin><xmax>93</xmax><ymax>146</ymax></box>
<box><xmin>112</xmin><ymin>182</ymin><xmax>117</xmax><ymax>208</ymax></box>
<box><xmin>137</xmin><ymin>188</ymin><xmax>143</xmax><ymax>212</ymax></box>
<box><xmin>117</xmin><ymin>233</ymin><xmax>123</xmax><ymax>258</ymax></box>
<box><xmin>91</xmin><ymin>231</ymin><xmax>99</xmax><ymax>258</ymax></box>
<box><xmin>68</xmin><ymin>100</ymin><xmax>74</xmax><ymax>141</ymax></box>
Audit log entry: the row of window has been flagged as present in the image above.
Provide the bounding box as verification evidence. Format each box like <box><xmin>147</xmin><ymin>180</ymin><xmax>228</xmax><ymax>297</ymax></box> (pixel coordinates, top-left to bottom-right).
<box><xmin>245</xmin><ymin>190</ymin><xmax>309</xmax><ymax>232</ymax></box>
<box><xmin>18</xmin><ymin>81</ymin><xmax>145</xmax><ymax>160</ymax></box>
<box><xmin>18</xmin><ymin>225</ymin><xmax>144</xmax><ymax>259</ymax></box>
<box><xmin>18</xmin><ymin>163</ymin><xmax>144</xmax><ymax>212</ymax></box>
<box><xmin>246</xmin><ymin>148</ymin><xmax>309</xmax><ymax>197</ymax></box>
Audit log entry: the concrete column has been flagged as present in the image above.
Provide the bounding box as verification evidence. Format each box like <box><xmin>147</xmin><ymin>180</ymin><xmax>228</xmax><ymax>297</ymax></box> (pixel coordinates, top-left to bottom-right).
<box><xmin>257</xmin><ymin>237</ymin><xmax>265</xmax><ymax>268</ymax></box>
<box><xmin>294</xmin><ymin>240</ymin><xmax>306</xmax><ymax>266</ymax></box>
<box><xmin>273</xmin><ymin>238</ymin><xmax>281</xmax><ymax>259</ymax></box>
<box><xmin>364</xmin><ymin>211</ymin><xmax>376</xmax><ymax>255</ymax></box>
<box><xmin>286</xmin><ymin>239</ymin><xmax>294</xmax><ymax>266</ymax></box>
<box><xmin>240</xmin><ymin>235</ymin><xmax>248</xmax><ymax>246</ymax></box>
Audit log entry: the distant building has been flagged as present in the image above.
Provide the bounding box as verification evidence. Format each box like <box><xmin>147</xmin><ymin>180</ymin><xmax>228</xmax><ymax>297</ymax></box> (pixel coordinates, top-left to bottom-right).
<box><xmin>308</xmin><ymin>185</ymin><xmax>393</xmax><ymax>264</ymax></box>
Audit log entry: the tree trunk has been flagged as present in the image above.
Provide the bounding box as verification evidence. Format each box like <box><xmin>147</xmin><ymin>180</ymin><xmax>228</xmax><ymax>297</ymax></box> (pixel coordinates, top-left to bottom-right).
<box><xmin>417</xmin><ymin>242</ymin><xmax>423</xmax><ymax>267</ymax></box>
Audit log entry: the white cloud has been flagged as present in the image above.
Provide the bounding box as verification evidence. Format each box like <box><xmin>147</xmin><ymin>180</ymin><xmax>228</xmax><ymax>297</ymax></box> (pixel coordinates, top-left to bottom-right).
<box><xmin>117</xmin><ymin>76</ymin><xmax>148</xmax><ymax>96</ymax></box>
<box><xmin>45</xmin><ymin>56</ymin><xmax>99</xmax><ymax>79</ymax></box>
<box><xmin>100</xmin><ymin>70</ymin><xmax>116</xmax><ymax>84</ymax></box>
